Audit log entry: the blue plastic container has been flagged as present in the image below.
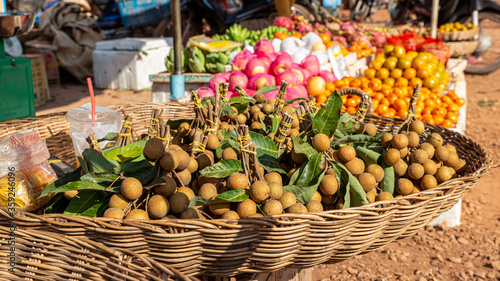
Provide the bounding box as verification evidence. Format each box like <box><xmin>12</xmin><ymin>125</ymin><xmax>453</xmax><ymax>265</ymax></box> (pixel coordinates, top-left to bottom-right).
<box><xmin>117</xmin><ymin>0</ymin><xmax>172</xmax><ymax>28</ymax></box>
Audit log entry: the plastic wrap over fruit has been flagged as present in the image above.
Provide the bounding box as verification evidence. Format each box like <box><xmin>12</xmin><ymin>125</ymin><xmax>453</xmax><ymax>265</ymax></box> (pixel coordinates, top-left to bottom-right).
<box><xmin>0</xmin><ymin>130</ymin><xmax>57</xmax><ymax>212</ymax></box>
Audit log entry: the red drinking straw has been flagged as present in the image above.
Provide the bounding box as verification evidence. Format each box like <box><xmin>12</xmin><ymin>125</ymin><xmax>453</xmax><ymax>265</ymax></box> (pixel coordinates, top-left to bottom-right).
<box><xmin>87</xmin><ymin>77</ymin><xmax>96</xmax><ymax>127</ymax></box>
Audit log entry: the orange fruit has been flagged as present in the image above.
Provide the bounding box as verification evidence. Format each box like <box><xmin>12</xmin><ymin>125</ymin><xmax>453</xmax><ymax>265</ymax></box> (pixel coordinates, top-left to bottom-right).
<box><xmin>384</xmin><ymin>57</ymin><xmax>398</xmax><ymax>70</ymax></box>
<box><xmin>454</xmin><ymin>98</ymin><xmax>465</xmax><ymax>107</ymax></box>
<box><xmin>412</xmin><ymin>57</ymin><xmax>425</xmax><ymax>69</ymax></box>
<box><xmin>395</xmin><ymin>77</ymin><xmax>409</xmax><ymax>88</ymax></box>
<box><xmin>325</xmin><ymin>82</ymin><xmax>335</xmax><ymax>92</ymax></box>
<box><xmin>441</xmin><ymin>119</ymin><xmax>453</xmax><ymax>128</ymax></box>
<box><xmin>374</xmin><ymin>92</ymin><xmax>385</xmax><ymax>101</ymax></box>
<box><xmin>424</xmin><ymin>99</ymin><xmax>436</xmax><ymax>110</ymax></box>
<box><xmin>391</xmin><ymin>68</ymin><xmax>403</xmax><ymax>79</ymax></box>
<box><xmin>393</xmin><ymin>98</ymin><xmax>408</xmax><ymax>111</ymax></box>
<box><xmin>434</xmin><ymin>115</ymin><xmax>445</xmax><ymax>125</ymax></box>
<box><xmin>372</xmin><ymin>99</ymin><xmax>380</xmax><ymax>110</ymax></box>
<box><xmin>388</xmin><ymin>94</ymin><xmax>398</xmax><ymax>104</ymax></box>
<box><xmin>383</xmin><ymin>77</ymin><xmax>395</xmax><ymax>87</ymax></box>
<box><xmin>334</xmin><ymin>79</ymin><xmax>347</xmax><ymax>88</ymax></box>
<box><xmin>363</xmin><ymin>87</ymin><xmax>374</xmax><ymax>97</ymax></box>
<box><xmin>377</xmin><ymin>68</ymin><xmax>390</xmax><ymax>79</ymax></box>
<box><xmin>403</xmin><ymin>68</ymin><xmax>417</xmax><ymax>79</ymax></box>
<box><xmin>397</xmin><ymin>109</ymin><xmax>408</xmax><ymax>119</ymax></box>
<box><xmin>317</xmin><ymin>94</ymin><xmax>328</xmax><ymax>104</ymax></box>
<box><xmin>274</xmin><ymin>31</ymin><xmax>288</xmax><ymax>40</ymax></box>
<box><xmin>358</xmin><ymin>40</ymin><xmax>368</xmax><ymax>49</ymax></box>
<box><xmin>447</xmin><ymin>103</ymin><xmax>461</xmax><ymax>113</ymax></box>
<box><xmin>350</xmin><ymin>78</ymin><xmax>362</xmax><ymax>88</ymax></box>
<box><xmin>422</xmin><ymin>114</ymin><xmax>435</xmax><ymax>125</ymax></box>
<box><xmin>409</xmin><ymin>77</ymin><xmax>423</xmax><ymax>87</ymax></box>
<box><xmin>320</xmin><ymin>33</ymin><xmax>331</xmax><ymax>45</ymax></box>
<box><xmin>432</xmin><ymin>107</ymin><xmax>447</xmax><ymax>117</ymax></box>
<box><xmin>380</xmin><ymin>98</ymin><xmax>390</xmax><ymax>106</ymax></box>
<box><xmin>388</xmin><ymin>108</ymin><xmax>397</xmax><ymax>118</ymax></box>
<box><xmin>392</xmin><ymin>45</ymin><xmax>406</xmax><ymax>58</ymax></box>
<box><xmin>417</xmin><ymin>67</ymin><xmax>430</xmax><ymax>79</ymax></box>
<box><xmin>290</xmin><ymin>32</ymin><xmax>302</xmax><ymax>39</ymax></box>
<box><xmin>347</xmin><ymin>107</ymin><xmax>358</xmax><ymax>114</ymax></box>
<box><xmin>397</xmin><ymin>58</ymin><xmax>412</xmax><ymax>69</ymax></box>
<box><xmin>377</xmin><ymin>104</ymin><xmax>389</xmax><ymax>114</ymax></box>
<box><xmin>346</xmin><ymin>97</ymin><xmax>359</xmax><ymax>108</ymax></box>
<box><xmin>341</xmin><ymin>105</ymin><xmax>347</xmax><ymax>112</ymax></box>
<box><xmin>369</xmin><ymin>78</ymin><xmax>382</xmax><ymax>91</ymax></box>
<box><xmin>447</xmin><ymin>91</ymin><xmax>458</xmax><ymax>99</ymax></box>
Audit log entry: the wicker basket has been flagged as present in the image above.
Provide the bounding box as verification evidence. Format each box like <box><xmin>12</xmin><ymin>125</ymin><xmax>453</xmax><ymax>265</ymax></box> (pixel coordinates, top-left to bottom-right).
<box><xmin>446</xmin><ymin>40</ymin><xmax>480</xmax><ymax>57</ymax></box>
<box><xmin>439</xmin><ymin>27</ymin><xmax>479</xmax><ymax>41</ymax></box>
<box><xmin>0</xmin><ymin>102</ymin><xmax>492</xmax><ymax>279</ymax></box>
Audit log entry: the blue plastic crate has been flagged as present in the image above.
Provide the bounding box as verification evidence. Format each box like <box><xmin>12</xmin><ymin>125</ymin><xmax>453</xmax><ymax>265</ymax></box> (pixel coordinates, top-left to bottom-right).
<box><xmin>117</xmin><ymin>0</ymin><xmax>172</xmax><ymax>28</ymax></box>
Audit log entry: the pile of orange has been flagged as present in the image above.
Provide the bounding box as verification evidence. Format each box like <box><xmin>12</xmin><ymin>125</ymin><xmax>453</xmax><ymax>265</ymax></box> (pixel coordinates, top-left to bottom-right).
<box><xmin>311</xmin><ymin>75</ymin><xmax>464</xmax><ymax>129</ymax></box>
<box><xmin>348</xmin><ymin>40</ymin><xmax>375</xmax><ymax>59</ymax></box>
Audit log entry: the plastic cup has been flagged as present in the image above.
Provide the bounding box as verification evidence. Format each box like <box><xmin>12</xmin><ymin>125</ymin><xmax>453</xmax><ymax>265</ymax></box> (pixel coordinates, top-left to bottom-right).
<box><xmin>66</xmin><ymin>103</ymin><xmax>122</xmax><ymax>158</ymax></box>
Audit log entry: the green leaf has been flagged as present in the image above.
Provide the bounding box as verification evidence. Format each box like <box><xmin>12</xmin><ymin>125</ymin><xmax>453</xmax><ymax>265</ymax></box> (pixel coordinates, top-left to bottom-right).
<box><xmin>232</xmin><ymin>102</ymin><xmax>248</xmax><ymax>114</ymax></box>
<box><xmin>41</xmin><ymin>181</ymin><xmax>120</xmax><ymax>197</ymax></box>
<box><xmin>283</xmin><ymin>154</ymin><xmax>326</xmax><ymax>203</ymax></box>
<box><xmin>269</xmin><ymin>115</ymin><xmax>280</xmax><ymax>134</ymax></box>
<box><xmin>80</xmin><ymin>173</ymin><xmax>122</xmax><ymax>185</ymax></box>
<box><xmin>221</xmin><ymin>129</ymin><xmax>237</xmax><ymax>140</ymax></box>
<box><xmin>202</xmin><ymin>97</ymin><xmax>235</xmax><ymax>116</ymax></box>
<box><xmin>132</xmin><ymin>161</ymin><xmax>161</xmax><ymax>185</ymax></box>
<box><xmin>339</xmin><ymin>134</ymin><xmax>378</xmax><ymax>144</ymax></box>
<box><xmin>143</xmin><ymin>177</ymin><xmax>166</xmax><ymax>190</ymax></box>
<box><xmin>215</xmin><ymin>139</ymin><xmax>240</xmax><ymax>159</ymax></box>
<box><xmin>355</xmin><ymin>146</ymin><xmax>381</xmax><ymax>167</ymax></box>
<box><xmin>63</xmin><ymin>190</ymin><xmax>108</xmax><ymax>217</ymax></box>
<box><xmin>374</xmin><ymin>131</ymin><xmax>392</xmax><ymax>140</ymax></box>
<box><xmin>78</xmin><ymin>157</ymin><xmax>89</xmax><ymax>174</ymax></box>
<box><xmin>249</xmin><ymin>131</ymin><xmax>286</xmax><ymax>174</ymax></box>
<box><xmin>113</xmin><ymin>159</ymin><xmax>153</xmax><ymax>174</ymax></box>
<box><xmin>284</xmin><ymin>97</ymin><xmax>307</xmax><ymax>106</ymax></box>
<box><xmin>200</xmin><ymin>159</ymin><xmax>243</xmax><ymax>178</ymax></box>
<box><xmin>258</xmin><ymin>115</ymin><xmax>270</xmax><ymax>134</ymax></box>
<box><xmin>97</xmin><ymin>132</ymin><xmax>118</xmax><ymax>142</ymax></box>
<box><xmin>44</xmin><ymin>193</ymin><xmax>71</xmax><ymax>214</ymax></box>
<box><xmin>104</xmin><ymin>145</ymin><xmax>144</xmax><ymax>163</ymax></box>
<box><xmin>291</xmin><ymin>136</ymin><xmax>316</xmax><ymax>160</ymax></box>
<box><xmin>255</xmin><ymin>85</ymin><xmax>278</xmax><ymax>95</ymax></box>
<box><xmin>127</xmin><ymin>140</ymin><xmax>148</xmax><ymax>148</ymax></box>
<box><xmin>229</xmin><ymin>96</ymin><xmax>256</xmax><ymax>105</ymax></box>
<box><xmin>380</xmin><ymin>161</ymin><xmax>395</xmax><ymax>194</ymax></box>
<box><xmin>167</xmin><ymin>119</ymin><xmax>193</xmax><ymax>130</ymax></box>
<box><xmin>189</xmin><ymin>190</ymin><xmax>249</xmax><ymax>207</ymax></box>
<box><xmin>82</xmin><ymin>149</ymin><xmax>116</xmax><ymax>173</ymax></box>
<box><xmin>336</xmin><ymin>121</ymin><xmax>356</xmax><ymax>137</ymax></box>
<box><xmin>331</xmin><ymin>162</ymin><xmax>369</xmax><ymax>208</ymax></box>
<box><xmin>39</xmin><ymin>167</ymin><xmax>82</xmax><ymax>198</ymax></box>
<box><xmin>313</xmin><ymin>91</ymin><xmax>342</xmax><ymax>138</ymax></box>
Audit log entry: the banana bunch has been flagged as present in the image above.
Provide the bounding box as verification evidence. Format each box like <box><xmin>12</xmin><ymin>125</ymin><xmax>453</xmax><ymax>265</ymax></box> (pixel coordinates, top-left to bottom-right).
<box><xmin>165</xmin><ymin>48</ymin><xmax>189</xmax><ymax>73</ymax></box>
<box><xmin>227</xmin><ymin>24</ymin><xmax>251</xmax><ymax>43</ymax></box>
<box><xmin>188</xmin><ymin>47</ymin><xmax>206</xmax><ymax>73</ymax></box>
<box><xmin>205</xmin><ymin>52</ymin><xmax>229</xmax><ymax>73</ymax></box>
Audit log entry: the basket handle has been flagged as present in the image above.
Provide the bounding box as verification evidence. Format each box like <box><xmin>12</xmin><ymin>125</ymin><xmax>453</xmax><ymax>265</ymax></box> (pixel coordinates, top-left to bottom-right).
<box><xmin>337</xmin><ymin>87</ymin><xmax>374</xmax><ymax>115</ymax></box>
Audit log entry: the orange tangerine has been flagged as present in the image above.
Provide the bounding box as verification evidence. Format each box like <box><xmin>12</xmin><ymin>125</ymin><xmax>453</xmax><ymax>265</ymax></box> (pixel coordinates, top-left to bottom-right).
<box><xmin>446</xmin><ymin>112</ymin><xmax>459</xmax><ymax>124</ymax></box>
<box><xmin>447</xmin><ymin>103</ymin><xmax>460</xmax><ymax>113</ymax></box>
<box><xmin>369</xmin><ymin>79</ymin><xmax>382</xmax><ymax>91</ymax></box>
<box><xmin>380</xmin><ymin>98</ymin><xmax>390</xmax><ymax>106</ymax></box>
<box><xmin>395</xmin><ymin>77</ymin><xmax>409</xmax><ymax>88</ymax></box>
<box><xmin>383</xmin><ymin>77</ymin><xmax>395</xmax><ymax>87</ymax></box>
<box><xmin>442</xmin><ymin>119</ymin><xmax>453</xmax><ymax>128</ymax></box>
<box><xmin>424</xmin><ymin>99</ymin><xmax>436</xmax><ymax>110</ymax></box>
<box><xmin>350</xmin><ymin>78</ymin><xmax>362</xmax><ymax>88</ymax></box>
<box><xmin>454</xmin><ymin>97</ymin><xmax>465</xmax><ymax>107</ymax></box>
<box><xmin>403</xmin><ymin>68</ymin><xmax>417</xmax><ymax>79</ymax></box>
<box><xmin>434</xmin><ymin>115</ymin><xmax>444</xmax><ymax>125</ymax></box>
<box><xmin>409</xmin><ymin>77</ymin><xmax>423</xmax><ymax>87</ymax></box>
<box><xmin>422</xmin><ymin>114</ymin><xmax>435</xmax><ymax>125</ymax></box>
<box><xmin>377</xmin><ymin>68</ymin><xmax>390</xmax><ymax>79</ymax></box>
<box><xmin>390</xmin><ymin>68</ymin><xmax>403</xmax><ymax>79</ymax></box>
<box><xmin>346</xmin><ymin>107</ymin><xmax>358</xmax><ymax>114</ymax></box>
<box><xmin>317</xmin><ymin>94</ymin><xmax>328</xmax><ymax>104</ymax></box>
<box><xmin>397</xmin><ymin>109</ymin><xmax>408</xmax><ymax>119</ymax></box>
<box><xmin>388</xmin><ymin>108</ymin><xmax>397</xmax><ymax>118</ymax></box>
<box><xmin>374</xmin><ymin>92</ymin><xmax>385</xmax><ymax>101</ymax></box>
<box><xmin>377</xmin><ymin>104</ymin><xmax>389</xmax><ymax>114</ymax></box>
<box><xmin>393</xmin><ymin>98</ymin><xmax>408</xmax><ymax>111</ymax></box>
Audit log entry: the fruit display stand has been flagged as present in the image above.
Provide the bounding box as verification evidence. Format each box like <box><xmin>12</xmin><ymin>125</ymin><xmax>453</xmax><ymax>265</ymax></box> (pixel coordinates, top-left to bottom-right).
<box><xmin>0</xmin><ymin>97</ymin><xmax>491</xmax><ymax>279</ymax></box>
<box><xmin>150</xmin><ymin>73</ymin><xmax>215</xmax><ymax>102</ymax></box>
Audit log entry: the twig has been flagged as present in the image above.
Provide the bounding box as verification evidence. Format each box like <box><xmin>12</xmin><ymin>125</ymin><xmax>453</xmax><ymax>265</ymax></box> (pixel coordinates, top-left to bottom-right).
<box><xmin>86</xmin><ymin>133</ymin><xmax>103</xmax><ymax>154</ymax></box>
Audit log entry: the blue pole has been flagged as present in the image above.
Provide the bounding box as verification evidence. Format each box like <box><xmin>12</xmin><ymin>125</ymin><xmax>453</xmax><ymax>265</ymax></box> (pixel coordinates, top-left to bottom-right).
<box><xmin>0</xmin><ymin>0</ymin><xmax>7</xmax><ymax>13</ymax></box>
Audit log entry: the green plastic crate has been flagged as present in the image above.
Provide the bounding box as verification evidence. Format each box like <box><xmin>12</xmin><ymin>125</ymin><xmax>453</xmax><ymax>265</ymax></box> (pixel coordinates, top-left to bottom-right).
<box><xmin>0</xmin><ymin>57</ymin><xmax>35</xmax><ymax>122</ymax></box>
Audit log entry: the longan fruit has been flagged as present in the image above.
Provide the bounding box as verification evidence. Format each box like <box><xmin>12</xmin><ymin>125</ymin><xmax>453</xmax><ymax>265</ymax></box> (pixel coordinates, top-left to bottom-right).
<box><xmin>154</xmin><ymin>175</ymin><xmax>177</xmax><ymax>198</ymax></box>
<box><xmin>227</xmin><ymin>173</ymin><xmax>249</xmax><ymax>190</ymax></box>
<box><xmin>394</xmin><ymin>159</ymin><xmax>408</xmax><ymax>177</ymax></box>
<box><xmin>263</xmin><ymin>200</ymin><xmax>284</xmax><ymax>216</ymax></box>
<box><xmin>309</xmin><ymin>191</ymin><xmax>322</xmax><ymax>202</ymax></box>
<box><xmin>248</xmin><ymin>213</ymin><xmax>264</xmax><ymax>218</ymax></box>
<box><xmin>406</xmin><ymin>131</ymin><xmax>420</xmax><ymax>148</ymax></box>
<box><xmin>236</xmin><ymin>114</ymin><xmax>247</xmax><ymax>124</ymax></box>
<box><xmin>419</xmin><ymin>143</ymin><xmax>435</xmax><ymax>159</ymax></box>
<box><xmin>175</xmin><ymin>150</ymin><xmax>191</xmax><ymax>171</ymax></box>
<box><xmin>408</xmin><ymin>163</ymin><xmax>425</xmax><ymax>180</ymax></box>
<box><xmin>332</xmin><ymin>150</ymin><xmax>342</xmax><ymax>162</ymax></box>
<box><xmin>358</xmin><ymin>173</ymin><xmax>377</xmax><ymax>193</ymax></box>
<box><xmin>209</xmin><ymin>202</ymin><xmax>231</xmax><ymax>216</ymax></box>
<box><xmin>176</xmin><ymin>169</ymin><xmax>192</xmax><ymax>187</ymax></box>
<box><xmin>445</xmin><ymin>144</ymin><xmax>457</xmax><ymax>154</ymax></box>
<box><xmin>286</xmin><ymin>203</ymin><xmax>308</xmax><ymax>214</ymax></box>
<box><xmin>427</xmin><ymin>133</ymin><xmax>443</xmax><ymax>148</ymax></box>
<box><xmin>291</xmin><ymin>114</ymin><xmax>300</xmax><ymax>128</ymax></box>
<box><xmin>364</xmin><ymin>123</ymin><xmax>378</xmax><ymax>137</ymax></box>
<box><xmin>366</xmin><ymin>164</ymin><xmax>384</xmax><ymax>182</ymax></box>
<box><xmin>376</xmin><ymin>192</ymin><xmax>394</xmax><ymax>202</ymax></box>
<box><xmin>366</xmin><ymin>191</ymin><xmax>376</xmax><ymax>203</ymax></box>
<box><xmin>64</xmin><ymin>190</ymin><xmax>78</xmax><ymax>200</ymax></box>
<box><xmin>262</xmin><ymin>103</ymin><xmax>274</xmax><ymax>114</ymax></box>
<box><xmin>312</xmin><ymin>133</ymin><xmax>331</xmax><ymax>152</ymax></box>
<box><xmin>306</xmin><ymin>200</ymin><xmax>324</xmax><ymax>213</ymax></box>
<box><xmin>396</xmin><ymin>178</ymin><xmax>414</xmax><ymax>196</ymax></box>
<box><xmin>399</xmin><ymin>147</ymin><xmax>409</xmax><ymax>158</ymax></box>
<box><xmin>254</xmin><ymin>93</ymin><xmax>266</xmax><ymax>103</ymax></box>
<box><xmin>269</xmin><ymin>182</ymin><xmax>283</xmax><ymax>200</ymax></box>
<box><xmin>289</xmin><ymin>129</ymin><xmax>300</xmax><ymax>137</ymax></box>
<box><xmin>338</xmin><ymin>146</ymin><xmax>356</xmax><ymax>162</ymax></box>
<box><xmin>206</xmin><ymin>134</ymin><xmax>220</xmax><ymax>151</ymax></box>
<box><xmin>147</xmin><ymin>195</ymin><xmax>169</xmax><ymax>219</ymax></box>
<box><xmin>420</xmin><ymin>175</ymin><xmax>438</xmax><ymax>190</ymax></box>
<box><xmin>125</xmin><ymin>209</ymin><xmax>149</xmax><ymax>220</ymax></box>
<box><xmin>109</xmin><ymin>194</ymin><xmax>129</xmax><ymax>210</ymax></box>
<box><xmin>198</xmin><ymin>183</ymin><xmax>218</xmax><ymax>199</ymax></box>
<box><xmin>264</xmin><ymin>172</ymin><xmax>283</xmax><ymax>186</ymax></box>
<box><xmin>169</xmin><ymin>192</ymin><xmax>190</xmax><ymax>214</ymax></box>
<box><xmin>250</xmin><ymin>105</ymin><xmax>261</xmax><ymax>115</ymax></box>
<box><xmin>279</xmin><ymin>192</ymin><xmax>297</xmax><ymax>209</ymax></box>
<box><xmin>411</xmin><ymin>149</ymin><xmax>429</xmax><ymax>164</ymax></box>
<box><xmin>391</xmin><ymin>134</ymin><xmax>409</xmax><ymax>150</ymax></box>
<box><xmin>196</xmin><ymin>153</ymin><xmax>214</xmax><ymax>170</ymax></box>
<box><xmin>291</xmin><ymin>150</ymin><xmax>307</xmax><ymax>164</ymax></box>
<box><xmin>160</xmin><ymin>151</ymin><xmax>179</xmax><ymax>171</ymax></box>
<box><xmin>143</xmin><ymin>138</ymin><xmax>165</xmax><ymax>160</ymax></box>
<box><xmin>325</xmin><ymin>168</ymin><xmax>336</xmax><ymax>176</ymax></box>
<box><xmin>444</xmin><ymin>153</ymin><xmax>459</xmax><ymax>168</ymax></box>
<box><xmin>121</xmin><ymin>178</ymin><xmax>143</xmax><ymax>201</ymax></box>
<box><xmin>187</xmin><ymin>158</ymin><xmax>198</xmax><ymax>173</ymax></box>
<box><xmin>180</xmin><ymin>207</ymin><xmax>203</xmax><ymax>219</ymax></box>
<box><xmin>435</xmin><ymin>166</ymin><xmax>453</xmax><ymax>183</ymax></box>
<box><xmin>103</xmin><ymin>208</ymin><xmax>124</xmax><ymax>219</ymax></box>
<box><xmin>177</xmin><ymin>186</ymin><xmax>195</xmax><ymax>201</ymax></box>
<box><xmin>354</xmin><ymin>122</ymin><xmax>365</xmax><ymax>134</ymax></box>
<box><xmin>384</xmin><ymin>148</ymin><xmax>401</xmax><ymax>166</ymax></box>
<box><xmin>409</xmin><ymin>121</ymin><xmax>425</xmax><ymax>134</ymax></box>
<box><xmin>344</xmin><ymin>157</ymin><xmax>365</xmax><ymax>175</ymax></box>
<box><xmin>321</xmin><ymin>193</ymin><xmax>339</xmax><ymax>205</ymax></box>
<box><xmin>221</xmin><ymin>210</ymin><xmax>240</xmax><ymax>220</ymax></box>
<box><xmin>222</xmin><ymin>147</ymin><xmax>238</xmax><ymax>160</ymax></box>
<box><xmin>237</xmin><ymin>199</ymin><xmax>257</xmax><ymax>218</ymax></box>
<box><xmin>453</xmin><ymin>159</ymin><xmax>467</xmax><ymax>174</ymax></box>
<box><xmin>423</xmin><ymin>159</ymin><xmax>438</xmax><ymax>175</ymax></box>
<box><xmin>380</xmin><ymin>133</ymin><xmax>394</xmax><ymax>148</ymax></box>
<box><xmin>252</xmin><ymin>112</ymin><xmax>266</xmax><ymax>122</ymax></box>
<box><xmin>178</xmin><ymin>122</ymin><xmax>190</xmax><ymax>136</ymax></box>
<box><xmin>319</xmin><ymin>175</ymin><xmax>339</xmax><ymax>195</ymax></box>
<box><xmin>169</xmin><ymin>144</ymin><xmax>183</xmax><ymax>151</ymax></box>
<box><xmin>434</xmin><ymin>146</ymin><xmax>450</xmax><ymax>162</ymax></box>
<box><xmin>250</xmin><ymin>181</ymin><xmax>270</xmax><ymax>203</ymax></box>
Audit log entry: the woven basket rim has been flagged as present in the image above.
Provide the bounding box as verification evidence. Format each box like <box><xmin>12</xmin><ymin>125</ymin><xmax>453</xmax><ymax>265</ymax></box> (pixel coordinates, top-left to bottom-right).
<box><xmin>1</xmin><ymin>108</ymin><xmax>492</xmax><ymax>224</ymax></box>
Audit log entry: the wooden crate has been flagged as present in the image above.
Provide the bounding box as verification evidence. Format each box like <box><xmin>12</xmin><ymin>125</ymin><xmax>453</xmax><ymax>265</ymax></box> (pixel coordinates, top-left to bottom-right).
<box><xmin>22</xmin><ymin>54</ymin><xmax>51</xmax><ymax>108</ymax></box>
